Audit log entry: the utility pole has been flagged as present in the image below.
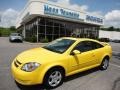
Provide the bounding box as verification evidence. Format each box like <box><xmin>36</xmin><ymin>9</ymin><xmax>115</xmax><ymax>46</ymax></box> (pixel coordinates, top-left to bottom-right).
<box><xmin>0</xmin><ymin>14</ymin><xmax>1</xmax><ymax>22</ymax></box>
<box><xmin>37</xmin><ymin>18</ymin><xmax>39</xmax><ymax>42</ymax></box>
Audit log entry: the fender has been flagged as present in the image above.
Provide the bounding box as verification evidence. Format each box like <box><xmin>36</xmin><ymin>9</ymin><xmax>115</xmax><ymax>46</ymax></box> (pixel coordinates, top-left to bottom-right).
<box><xmin>100</xmin><ymin>53</ymin><xmax>111</xmax><ymax>64</ymax></box>
<box><xmin>37</xmin><ymin>62</ymin><xmax>67</xmax><ymax>83</ymax></box>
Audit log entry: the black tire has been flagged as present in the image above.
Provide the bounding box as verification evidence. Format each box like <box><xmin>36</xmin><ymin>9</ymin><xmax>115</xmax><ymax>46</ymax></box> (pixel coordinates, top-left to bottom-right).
<box><xmin>43</xmin><ymin>68</ymin><xmax>64</xmax><ymax>89</ymax></box>
<box><xmin>20</xmin><ymin>40</ymin><xmax>23</xmax><ymax>43</ymax></box>
<box><xmin>100</xmin><ymin>57</ymin><xmax>109</xmax><ymax>70</ymax></box>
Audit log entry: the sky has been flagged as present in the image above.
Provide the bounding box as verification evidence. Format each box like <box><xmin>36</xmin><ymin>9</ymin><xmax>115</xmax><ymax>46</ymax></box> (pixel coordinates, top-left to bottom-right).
<box><xmin>0</xmin><ymin>0</ymin><xmax>120</xmax><ymax>28</ymax></box>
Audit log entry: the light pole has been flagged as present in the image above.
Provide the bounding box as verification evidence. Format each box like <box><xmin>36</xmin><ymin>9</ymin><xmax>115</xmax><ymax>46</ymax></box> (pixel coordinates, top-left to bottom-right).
<box><xmin>0</xmin><ymin>14</ymin><xmax>1</xmax><ymax>23</ymax></box>
<box><xmin>37</xmin><ymin>18</ymin><xmax>39</xmax><ymax>42</ymax></box>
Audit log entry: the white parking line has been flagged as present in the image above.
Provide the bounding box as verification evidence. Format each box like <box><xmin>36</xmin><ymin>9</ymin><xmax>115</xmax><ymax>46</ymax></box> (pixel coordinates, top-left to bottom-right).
<box><xmin>110</xmin><ymin>63</ymin><xmax>120</xmax><ymax>68</ymax></box>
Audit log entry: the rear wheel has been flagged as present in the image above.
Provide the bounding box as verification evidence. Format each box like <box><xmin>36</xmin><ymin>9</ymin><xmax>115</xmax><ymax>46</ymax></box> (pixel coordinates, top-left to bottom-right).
<box><xmin>100</xmin><ymin>58</ymin><xmax>109</xmax><ymax>70</ymax></box>
<box><xmin>20</xmin><ymin>40</ymin><xmax>23</xmax><ymax>43</ymax></box>
<box><xmin>43</xmin><ymin>68</ymin><xmax>64</xmax><ymax>89</ymax></box>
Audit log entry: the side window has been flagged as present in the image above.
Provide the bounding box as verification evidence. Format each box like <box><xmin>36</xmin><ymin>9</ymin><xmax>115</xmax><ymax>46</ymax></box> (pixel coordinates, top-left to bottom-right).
<box><xmin>73</xmin><ymin>42</ymin><xmax>85</xmax><ymax>52</ymax></box>
<box><xmin>73</xmin><ymin>41</ymin><xmax>103</xmax><ymax>53</ymax></box>
<box><xmin>92</xmin><ymin>42</ymin><xmax>103</xmax><ymax>49</ymax></box>
<box><xmin>73</xmin><ymin>41</ymin><xmax>93</xmax><ymax>52</ymax></box>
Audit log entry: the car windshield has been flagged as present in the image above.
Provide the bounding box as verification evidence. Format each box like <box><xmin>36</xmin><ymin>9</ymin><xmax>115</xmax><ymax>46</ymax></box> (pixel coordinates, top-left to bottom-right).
<box><xmin>43</xmin><ymin>39</ymin><xmax>75</xmax><ymax>53</ymax></box>
<box><xmin>11</xmin><ymin>33</ymin><xmax>20</xmax><ymax>36</ymax></box>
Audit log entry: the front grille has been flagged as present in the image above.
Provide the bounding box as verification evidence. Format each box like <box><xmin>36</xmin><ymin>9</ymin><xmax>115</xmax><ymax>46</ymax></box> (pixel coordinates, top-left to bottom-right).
<box><xmin>14</xmin><ymin>59</ymin><xmax>22</xmax><ymax>68</ymax></box>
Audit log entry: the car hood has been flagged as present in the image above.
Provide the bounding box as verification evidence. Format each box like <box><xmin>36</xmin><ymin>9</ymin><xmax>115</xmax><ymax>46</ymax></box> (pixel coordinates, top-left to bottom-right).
<box><xmin>16</xmin><ymin>47</ymin><xmax>63</xmax><ymax>64</ymax></box>
<box><xmin>10</xmin><ymin>36</ymin><xmax>22</xmax><ymax>38</ymax></box>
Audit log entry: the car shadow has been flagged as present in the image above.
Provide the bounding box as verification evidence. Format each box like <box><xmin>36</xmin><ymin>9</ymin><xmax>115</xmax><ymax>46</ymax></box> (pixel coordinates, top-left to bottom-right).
<box><xmin>15</xmin><ymin>82</ymin><xmax>46</xmax><ymax>90</ymax></box>
<box><xmin>16</xmin><ymin>67</ymin><xmax>100</xmax><ymax>90</ymax></box>
<box><xmin>64</xmin><ymin>67</ymin><xmax>100</xmax><ymax>82</ymax></box>
<box><xmin>10</xmin><ymin>41</ymin><xmax>23</xmax><ymax>43</ymax></box>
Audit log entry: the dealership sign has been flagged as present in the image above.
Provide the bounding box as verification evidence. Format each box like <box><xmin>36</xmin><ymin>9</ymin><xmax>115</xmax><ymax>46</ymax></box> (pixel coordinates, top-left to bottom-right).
<box><xmin>44</xmin><ymin>4</ymin><xmax>103</xmax><ymax>25</ymax></box>
<box><xmin>44</xmin><ymin>4</ymin><xmax>80</xmax><ymax>20</ymax></box>
<box><xmin>86</xmin><ymin>15</ymin><xmax>103</xmax><ymax>24</ymax></box>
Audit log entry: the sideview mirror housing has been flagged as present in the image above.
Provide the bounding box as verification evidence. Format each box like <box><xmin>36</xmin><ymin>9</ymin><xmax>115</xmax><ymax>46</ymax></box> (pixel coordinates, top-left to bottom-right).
<box><xmin>71</xmin><ymin>50</ymin><xmax>81</xmax><ymax>55</ymax></box>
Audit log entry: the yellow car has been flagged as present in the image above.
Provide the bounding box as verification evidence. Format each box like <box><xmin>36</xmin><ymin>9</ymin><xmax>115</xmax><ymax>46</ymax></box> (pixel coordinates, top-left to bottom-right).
<box><xmin>11</xmin><ymin>37</ymin><xmax>112</xmax><ymax>88</ymax></box>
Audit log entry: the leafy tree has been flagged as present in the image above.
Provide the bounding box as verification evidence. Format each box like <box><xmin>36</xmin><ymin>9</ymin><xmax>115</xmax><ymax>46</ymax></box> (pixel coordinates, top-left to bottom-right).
<box><xmin>9</xmin><ymin>26</ymin><xmax>16</xmax><ymax>32</ymax></box>
<box><xmin>0</xmin><ymin>29</ymin><xmax>1</xmax><ymax>36</ymax></box>
<box><xmin>116</xmin><ymin>28</ymin><xmax>120</xmax><ymax>31</ymax></box>
<box><xmin>107</xmin><ymin>26</ymin><xmax>114</xmax><ymax>31</ymax></box>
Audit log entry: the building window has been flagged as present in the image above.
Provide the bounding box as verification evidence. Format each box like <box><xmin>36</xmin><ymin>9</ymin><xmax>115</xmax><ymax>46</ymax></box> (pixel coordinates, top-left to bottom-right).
<box><xmin>39</xmin><ymin>18</ymin><xmax>46</xmax><ymax>25</ymax></box>
<box><xmin>54</xmin><ymin>26</ymin><xmax>59</xmax><ymax>35</ymax></box>
<box><xmin>24</xmin><ymin>17</ymin><xmax>99</xmax><ymax>42</ymax></box>
<box><xmin>46</xmin><ymin>26</ymin><xmax>53</xmax><ymax>35</ymax></box>
<box><xmin>38</xmin><ymin>25</ymin><xmax>45</xmax><ymax>34</ymax></box>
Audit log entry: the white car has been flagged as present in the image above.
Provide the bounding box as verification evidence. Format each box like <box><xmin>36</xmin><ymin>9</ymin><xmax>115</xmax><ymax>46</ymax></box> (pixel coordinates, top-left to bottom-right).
<box><xmin>9</xmin><ymin>33</ymin><xmax>23</xmax><ymax>42</ymax></box>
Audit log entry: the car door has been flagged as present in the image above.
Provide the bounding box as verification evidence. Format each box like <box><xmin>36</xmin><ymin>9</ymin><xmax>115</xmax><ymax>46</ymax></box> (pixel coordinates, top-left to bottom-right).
<box><xmin>90</xmin><ymin>41</ymin><xmax>104</xmax><ymax>64</ymax></box>
<box><xmin>69</xmin><ymin>41</ymin><xmax>98</xmax><ymax>71</ymax></box>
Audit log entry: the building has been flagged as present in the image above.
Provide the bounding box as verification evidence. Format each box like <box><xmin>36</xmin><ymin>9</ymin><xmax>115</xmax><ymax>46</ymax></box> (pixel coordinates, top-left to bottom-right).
<box><xmin>16</xmin><ymin>0</ymin><xmax>104</xmax><ymax>42</ymax></box>
<box><xmin>99</xmin><ymin>30</ymin><xmax>120</xmax><ymax>40</ymax></box>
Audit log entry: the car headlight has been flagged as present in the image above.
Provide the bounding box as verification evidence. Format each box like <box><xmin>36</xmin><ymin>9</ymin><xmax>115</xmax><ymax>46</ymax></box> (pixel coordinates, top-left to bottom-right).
<box><xmin>21</xmin><ymin>62</ymin><xmax>40</xmax><ymax>72</ymax></box>
<box><xmin>11</xmin><ymin>37</ymin><xmax>15</xmax><ymax>40</ymax></box>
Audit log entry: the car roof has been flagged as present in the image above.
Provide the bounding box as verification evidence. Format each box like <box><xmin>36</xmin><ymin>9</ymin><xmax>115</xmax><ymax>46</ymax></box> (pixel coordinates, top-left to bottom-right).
<box><xmin>62</xmin><ymin>37</ymin><xmax>99</xmax><ymax>42</ymax></box>
<box><xmin>11</xmin><ymin>33</ymin><xmax>19</xmax><ymax>34</ymax></box>
<box><xmin>62</xmin><ymin>37</ymin><xmax>104</xmax><ymax>46</ymax></box>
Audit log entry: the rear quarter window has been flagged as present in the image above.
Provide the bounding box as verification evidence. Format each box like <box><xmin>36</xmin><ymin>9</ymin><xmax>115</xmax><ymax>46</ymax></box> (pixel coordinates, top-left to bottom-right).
<box><xmin>93</xmin><ymin>42</ymin><xmax>104</xmax><ymax>49</ymax></box>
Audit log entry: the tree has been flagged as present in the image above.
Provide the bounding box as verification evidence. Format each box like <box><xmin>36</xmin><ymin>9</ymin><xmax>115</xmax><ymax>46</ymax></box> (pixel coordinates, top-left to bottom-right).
<box><xmin>9</xmin><ymin>26</ymin><xmax>16</xmax><ymax>32</ymax></box>
<box><xmin>107</xmin><ymin>26</ymin><xmax>114</xmax><ymax>31</ymax></box>
<box><xmin>0</xmin><ymin>29</ymin><xmax>1</xmax><ymax>36</ymax></box>
<box><xmin>116</xmin><ymin>28</ymin><xmax>120</xmax><ymax>31</ymax></box>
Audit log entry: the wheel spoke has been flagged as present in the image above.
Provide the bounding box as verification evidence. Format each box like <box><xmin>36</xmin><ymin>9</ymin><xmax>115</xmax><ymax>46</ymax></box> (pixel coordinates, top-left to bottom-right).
<box><xmin>103</xmin><ymin>59</ymin><xmax>108</xmax><ymax>69</ymax></box>
<box><xmin>49</xmin><ymin>79</ymin><xmax>54</xmax><ymax>85</ymax></box>
<box><xmin>57</xmin><ymin>74</ymin><xmax>62</xmax><ymax>80</ymax></box>
<box><xmin>54</xmin><ymin>71</ymin><xmax>59</xmax><ymax>77</ymax></box>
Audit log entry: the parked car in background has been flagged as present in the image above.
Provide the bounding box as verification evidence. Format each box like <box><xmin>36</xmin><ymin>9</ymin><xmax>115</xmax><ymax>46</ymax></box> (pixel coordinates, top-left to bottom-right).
<box><xmin>11</xmin><ymin>37</ymin><xmax>112</xmax><ymax>89</ymax></box>
<box><xmin>9</xmin><ymin>33</ymin><xmax>23</xmax><ymax>42</ymax></box>
<box><xmin>112</xmin><ymin>39</ymin><xmax>120</xmax><ymax>43</ymax></box>
<box><xmin>98</xmin><ymin>38</ymin><xmax>110</xmax><ymax>42</ymax></box>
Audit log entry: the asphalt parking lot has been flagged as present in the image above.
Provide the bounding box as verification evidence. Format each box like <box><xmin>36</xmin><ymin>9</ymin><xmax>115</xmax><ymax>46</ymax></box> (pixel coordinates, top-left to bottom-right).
<box><xmin>0</xmin><ymin>37</ymin><xmax>120</xmax><ymax>90</ymax></box>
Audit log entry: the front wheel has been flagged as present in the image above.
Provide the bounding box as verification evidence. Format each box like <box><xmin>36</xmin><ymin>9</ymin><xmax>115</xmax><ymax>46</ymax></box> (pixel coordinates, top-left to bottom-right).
<box><xmin>43</xmin><ymin>68</ymin><xmax>64</xmax><ymax>89</ymax></box>
<box><xmin>100</xmin><ymin>58</ymin><xmax>109</xmax><ymax>70</ymax></box>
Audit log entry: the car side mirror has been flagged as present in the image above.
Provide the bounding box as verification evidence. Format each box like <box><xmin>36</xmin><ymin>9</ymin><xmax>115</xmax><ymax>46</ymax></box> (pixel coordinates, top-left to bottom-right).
<box><xmin>71</xmin><ymin>50</ymin><xmax>81</xmax><ymax>55</ymax></box>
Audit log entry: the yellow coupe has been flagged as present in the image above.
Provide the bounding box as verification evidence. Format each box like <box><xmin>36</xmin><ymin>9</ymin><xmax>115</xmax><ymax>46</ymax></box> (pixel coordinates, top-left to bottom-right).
<box><xmin>11</xmin><ymin>37</ymin><xmax>112</xmax><ymax>88</ymax></box>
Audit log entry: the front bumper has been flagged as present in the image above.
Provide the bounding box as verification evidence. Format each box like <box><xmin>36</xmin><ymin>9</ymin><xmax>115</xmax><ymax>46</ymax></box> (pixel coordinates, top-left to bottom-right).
<box><xmin>10</xmin><ymin>38</ymin><xmax>22</xmax><ymax>42</ymax></box>
<box><xmin>11</xmin><ymin>61</ymin><xmax>43</xmax><ymax>85</ymax></box>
